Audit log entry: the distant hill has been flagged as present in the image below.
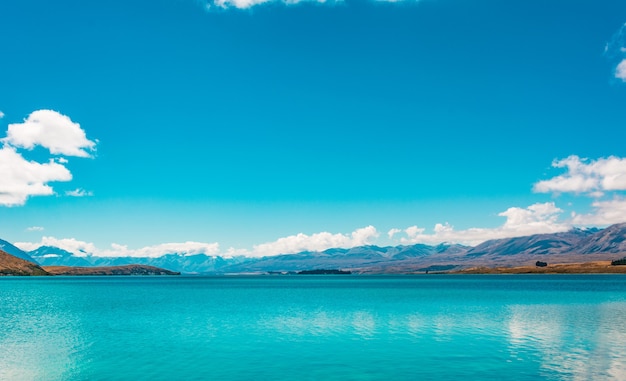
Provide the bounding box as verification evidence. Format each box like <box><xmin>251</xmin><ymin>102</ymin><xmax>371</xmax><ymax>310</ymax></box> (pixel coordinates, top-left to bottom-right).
<box><xmin>43</xmin><ymin>265</ymin><xmax>180</xmax><ymax>276</ymax></box>
<box><xmin>6</xmin><ymin>222</ymin><xmax>626</xmax><ymax>274</ymax></box>
<box><xmin>0</xmin><ymin>249</ymin><xmax>48</xmax><ymax>276</ymax></box>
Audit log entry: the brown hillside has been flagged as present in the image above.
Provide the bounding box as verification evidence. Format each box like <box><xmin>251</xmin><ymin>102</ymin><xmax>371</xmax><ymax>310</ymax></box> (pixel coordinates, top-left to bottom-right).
<box><xmin>0</xmin><ymin>250</ymin><xmax>49</xmax><ymax>276</ymax></box>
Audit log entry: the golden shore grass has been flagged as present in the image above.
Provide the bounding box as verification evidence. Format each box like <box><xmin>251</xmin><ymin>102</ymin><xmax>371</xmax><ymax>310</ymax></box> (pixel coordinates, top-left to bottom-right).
<box><xmin>455</xmin><ymin>261</ymin><xmax>626</xmax><ymax>274</ymax></box>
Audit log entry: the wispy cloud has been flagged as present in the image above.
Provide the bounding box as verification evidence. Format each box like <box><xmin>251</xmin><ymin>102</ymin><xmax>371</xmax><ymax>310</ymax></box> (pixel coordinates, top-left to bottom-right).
<box><xmin>605</xmin><ymin>23</ymin><xmax>626</xmax><ymax>82</ymax></box>
<box><xmin>0</xmin><ymin>111</ymin><xmax>4</xmax><ymax>119</ymax></box>
<box><xmin>0</xmin><ymin>110</ymin><xmax>97</xmax><ymax>206</ymax></box>
<box><xmin>26</xmin><ymin>226</ymin><xmax>44</xmax><ymax>232</ymax></box>
<box><xmin>66</xmin><ymin>188</ymin><xmax>93</xmax><ymax>197</ymax></box>
<box><xmin>202</xmin><ymin>0</ymin><xmax>413</xmax><ymax>10</ymax></box>
<box><xmin>204</xmin><ymin>0</ymin><xmax>324</xmax><ymax>10</ymax></box>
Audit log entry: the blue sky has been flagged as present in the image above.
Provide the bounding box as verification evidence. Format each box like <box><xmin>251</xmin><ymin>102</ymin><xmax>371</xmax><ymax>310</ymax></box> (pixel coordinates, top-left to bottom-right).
<box><xmin>1</xmin><ymin>0</ymin><xmax>626</xmax><ymax>257</ymax></box>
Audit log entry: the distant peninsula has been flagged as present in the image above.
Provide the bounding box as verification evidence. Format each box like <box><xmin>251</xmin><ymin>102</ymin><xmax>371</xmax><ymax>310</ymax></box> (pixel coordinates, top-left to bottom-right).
<box><xmin>297</xmin><ymin>269</ymin><xmax>351</xmax><ymax>275</ymax></box>
<box><xmin>0</xmin><ymin>249</ymin><xmax>179</xmax><ymax>276</ymax></box>
<box><xmin>43</xmin><ymin>265</ymin><xmax>180</xmax><ymax>276</ymax></box>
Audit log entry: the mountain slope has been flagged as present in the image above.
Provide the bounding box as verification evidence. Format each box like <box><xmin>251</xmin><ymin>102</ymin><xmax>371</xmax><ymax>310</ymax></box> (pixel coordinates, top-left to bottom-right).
<box><xmin>466</xmin><ymin>229</ymin><xmax>597</xmax><ymax>257</ymax></box>
<box><xmin>29</xmin><ymin>246</ymin><xmax>92</xmax><ymax>267</ymax></box>
<box><xmin>0</xmin><ymin>239</ymin><xmax>37</xmax><ymax>264</ymax></box>
<box><xmin>576</xmin><ymin>223</ymin><xmax>626</xmax><ymax>254</ymax></box>
<box><xmin>0</xmin><ymin>250</ymin><xmax>48</xmax><ymax>276</ymax></box>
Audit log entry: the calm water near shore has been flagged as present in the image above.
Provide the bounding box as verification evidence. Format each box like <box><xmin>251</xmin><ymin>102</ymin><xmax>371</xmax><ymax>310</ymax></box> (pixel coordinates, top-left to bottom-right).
<box><xmin>1</xmin><ymin>275</ymin><xmax>626</xmax><ymax>380</ymax></box>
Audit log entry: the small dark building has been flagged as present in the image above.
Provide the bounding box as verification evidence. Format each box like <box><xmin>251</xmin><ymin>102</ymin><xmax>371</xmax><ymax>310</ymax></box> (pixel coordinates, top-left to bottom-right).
<box><xmin>535</xmin><ymin>261</ymin><xmax>548</xmax><ymax>267</ymax></box>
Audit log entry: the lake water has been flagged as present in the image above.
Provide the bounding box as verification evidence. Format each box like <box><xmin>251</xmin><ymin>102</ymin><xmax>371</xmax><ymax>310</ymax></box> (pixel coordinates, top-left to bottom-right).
<box><xmin>1</xmin><ymin>275</ymin><xmax>626</xmax><ymax>380</ymax></box>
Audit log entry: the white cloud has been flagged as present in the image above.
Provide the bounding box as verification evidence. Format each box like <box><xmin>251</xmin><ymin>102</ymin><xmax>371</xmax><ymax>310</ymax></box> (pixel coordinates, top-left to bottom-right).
<box><xmin>0</xmin><ymin>111</ymin><xmax>4</xmax><ymax>119</ymax></box>
<box><xmin>26</xmin><ymin>226</ymin><xmax>44</xmax><ymax>232</ymax></box>
<box><xmin>387</xmin><ymin>228</ymin><xmax>402</xmax><ymax>239</ymax></box>
<box><xmin>616</xmin><ymin>59</ymin><xmax>626</xmax><ymax>81</ymax></box>
<box><xmin>0</xmin><ymin>147</ymin><xmax>72</xmax><ymax>206</ymax></box>
<box><xmin>4</xmin><ymin>110</ymin><xmax>96</xmax><ymax>157</ymax></box>
<box><xmin>251</xmin><ymin>225</ymin><xmax>379</xmax><ymax>257</ymax></box>
<box><xmin>66</xmin><ymin>188</ymin><xmax>93</xmax><ymax>197</ymax></box>
<box><xmin>392</xmin><ymin>202</ymin><xmax>570</xmax><ymax>246</ymax></box>
<box><xmin>0</xmin><ymin>110</ymin><xmax>97</xmax><ymax>206</ymax></box>
<box><xmin>533</xmin><ymin>155</ymin><xmax>626</xmax><ymax>194</ymax></box>
<box><xmin>571</xmin><ymin>197</ymin><xmax>626</xmax><ymax>226</ymax></box>
<box><xmin>14</xmin><ymin>237</ymin><xmax>221</xmax><ymax>258</ymax></box>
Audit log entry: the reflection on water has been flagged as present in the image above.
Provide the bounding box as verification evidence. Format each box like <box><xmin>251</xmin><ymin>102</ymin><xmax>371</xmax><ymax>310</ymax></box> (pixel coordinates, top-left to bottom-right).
<box><xmin>507</xmin><ymin>302</ymin><xmax>626</xmax><ymax>380</ymax></box>
<box><xmin>2</xmin><ymin>276</ymin><xmax>626</xmax><ymax>380</ymax></box>
<box><xmin>0</xmin><ymin>289</ymin><xmax>85</xmax><ymax>380</ymax></box>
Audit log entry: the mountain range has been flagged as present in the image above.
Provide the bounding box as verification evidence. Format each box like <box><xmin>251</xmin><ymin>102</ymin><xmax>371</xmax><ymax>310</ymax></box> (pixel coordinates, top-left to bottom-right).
<box><xmin>3</xmin><ymin>223</ymin><xmax>626</xmax><ymax>274</ymax></box>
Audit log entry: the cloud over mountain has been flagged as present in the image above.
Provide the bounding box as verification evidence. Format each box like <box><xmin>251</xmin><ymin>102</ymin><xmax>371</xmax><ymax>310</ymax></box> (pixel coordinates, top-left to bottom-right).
<box><xmin>15</xmin><ymin>236</ymin><xmax>221</xmax><ymax>258</ymax></box>
<box><xmin>251</xmin><ymin>225</ymin><xmax>379</xmax><ymax>257</ymax></box>
<box><xmin>572</xmin><ymin>197</ymin><xmax>626</xmax><ymax>226</ymax></box>
<box><xmin>390</xmin><ymin>202</ymin><xmax>569</xmax><ymax>246</ymax></box>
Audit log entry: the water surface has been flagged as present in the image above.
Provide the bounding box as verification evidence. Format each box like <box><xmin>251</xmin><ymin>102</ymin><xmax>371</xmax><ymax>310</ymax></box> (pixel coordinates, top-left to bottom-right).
<box><xmin>1</xmin><ymin>275</ymin><xmax>625</xmax><ymax>380</ymax></box>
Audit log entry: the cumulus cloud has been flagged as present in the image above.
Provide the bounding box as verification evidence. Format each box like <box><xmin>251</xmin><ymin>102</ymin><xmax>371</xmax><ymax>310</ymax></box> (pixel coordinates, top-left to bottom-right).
<box><xmin>0</xmin><ymin>111</ymin><xmax>4</xmax><ymax>119</ymax></box>
<box><xmin>391</xmin><ymin>202</ymin><xmax>570</xmax><ymax>246</ymax></box>
<box><xmin>26</xmin><ymin>226</ymin><xmax>44</xmax><ymax>232</ymax></box>
<box><xmin>533</xmin><ymin>155</ymin><xmax>626</xmax><ymax>195</ymax></box>
<box><xmin>14</xmin><ymin>237</ymin><xmax>221</xmax><ymax>258</ymax></box>
<box><xmin>251</xmin><ymin>225</ymin><xmax>379</xmax><ymax>257</ymax></box>
<box><xmin>0</xmin><ymin>110</ymin><xmax>96</xmax><ymax>206</ymax></box>
<box><xmin>0</xmin><ymin>147</ymin><xmax>72</xmax><ymax>206</ymax></box>
<box><xmin>5</xmin><ymin>110</ymin><xmax>96</xmax><ymax>157</ymax></box>
<box><xmin>66</xmin><ymin>188</ymin><xmax>93</xmax><ymax>197</ymax></box>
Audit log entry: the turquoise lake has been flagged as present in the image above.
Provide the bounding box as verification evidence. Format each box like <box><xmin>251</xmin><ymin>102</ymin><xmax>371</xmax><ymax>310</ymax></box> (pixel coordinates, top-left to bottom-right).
<box><xmin>1</xmin><ymin>275</ymin><xmax>626</xmax><ymax>380</ymax></box>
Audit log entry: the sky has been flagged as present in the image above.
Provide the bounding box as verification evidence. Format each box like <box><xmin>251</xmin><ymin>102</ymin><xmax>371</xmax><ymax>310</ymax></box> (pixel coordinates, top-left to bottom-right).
<box><xmin>1</xmin><ymin>0</ymin><xmax>626</xmax><ymax>258</ymax></box>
